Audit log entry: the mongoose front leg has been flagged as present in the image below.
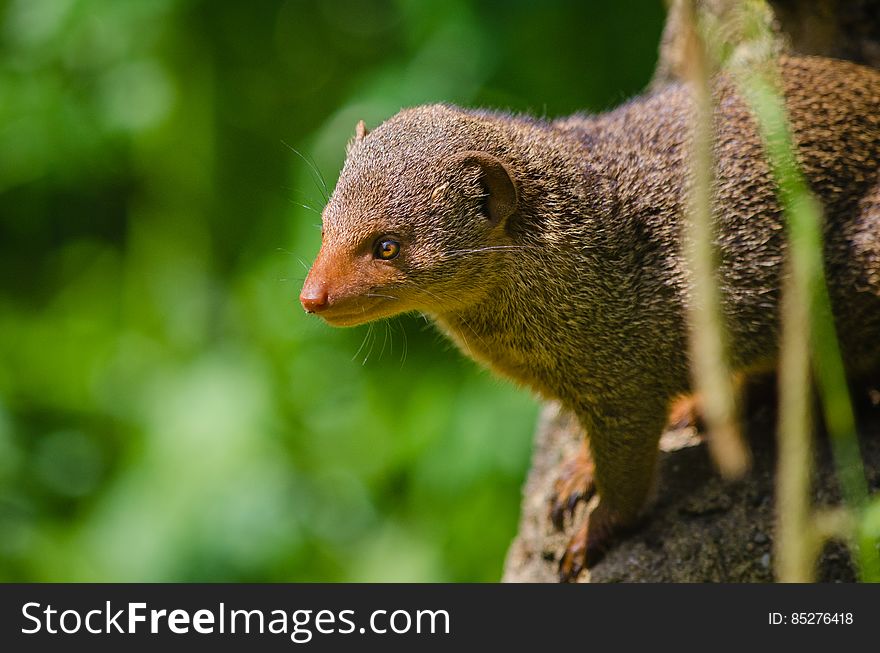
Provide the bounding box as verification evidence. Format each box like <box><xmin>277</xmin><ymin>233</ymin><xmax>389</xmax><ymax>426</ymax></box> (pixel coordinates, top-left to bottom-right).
<box><xmin>550</xmin><ymin>396</ymin><xmax>707</xmax><ymax>529</ymax></box>
<box><xmin>558</xmin><ymin>399</ymin><xmax>668</xmax><ymax>582</ymax></box>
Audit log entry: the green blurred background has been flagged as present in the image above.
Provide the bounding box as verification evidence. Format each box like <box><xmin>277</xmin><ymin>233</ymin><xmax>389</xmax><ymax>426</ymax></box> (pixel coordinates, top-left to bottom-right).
<box><xmin>0</xmin><ymin>0</ymin><xmax>663</xmax><ymax>582</ymax></box>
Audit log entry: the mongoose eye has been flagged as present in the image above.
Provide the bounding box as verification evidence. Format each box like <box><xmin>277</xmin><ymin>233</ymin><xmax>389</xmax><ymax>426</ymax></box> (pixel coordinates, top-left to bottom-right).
<box><xmin>373</xmin><ymin>238</ymin><xmax>400</xmax><ymax>260</ymax></box>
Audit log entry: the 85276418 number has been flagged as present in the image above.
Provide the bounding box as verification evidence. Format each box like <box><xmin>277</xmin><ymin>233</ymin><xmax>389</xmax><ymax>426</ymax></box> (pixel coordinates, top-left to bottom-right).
<box><xmin>769</xmin><ymin>612</ymin><xmax>853</xmax><ymax>625</ymax></box>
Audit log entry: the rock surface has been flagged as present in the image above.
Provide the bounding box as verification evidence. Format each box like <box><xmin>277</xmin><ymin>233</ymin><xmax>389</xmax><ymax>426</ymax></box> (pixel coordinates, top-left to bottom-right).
<box><xmin>502</xmin><ymin>389</ymin><xmax>880</xmax><ymax>582</ymax></box>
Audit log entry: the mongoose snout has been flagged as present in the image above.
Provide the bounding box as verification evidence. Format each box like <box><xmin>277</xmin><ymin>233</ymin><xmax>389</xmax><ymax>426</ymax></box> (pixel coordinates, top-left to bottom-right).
<box><xmin>300</xmin><ymin>240</ymin><xmax>407</xmax><ymax>327</ymax></box>
<box><xmin>299</xmin><ymin>279</ymin><xmax>328</xmax><ymax>313</ymax></box>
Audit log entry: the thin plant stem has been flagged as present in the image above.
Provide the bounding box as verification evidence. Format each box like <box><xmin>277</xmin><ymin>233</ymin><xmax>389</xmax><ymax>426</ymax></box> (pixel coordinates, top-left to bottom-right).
<box><xmin>681</xmin><ymin>0</ymin><xmax>750</xmax><ymax>479</ymax></box>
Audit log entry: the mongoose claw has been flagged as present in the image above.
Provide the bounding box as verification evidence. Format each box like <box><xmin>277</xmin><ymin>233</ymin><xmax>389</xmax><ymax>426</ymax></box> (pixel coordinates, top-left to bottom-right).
<box><xmin>557</xmin><ymin>501</ymin><xmax>617</xmax><ymax>582</ymax></box>
<box><xmin>549</xmin><ymin>441</ymin><xmax>595</xmax><ymax>530</ymax></box>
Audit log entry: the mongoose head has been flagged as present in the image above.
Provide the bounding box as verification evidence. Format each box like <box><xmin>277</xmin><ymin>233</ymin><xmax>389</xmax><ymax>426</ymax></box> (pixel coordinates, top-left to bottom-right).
<box><xmin>300</xmin><ymin>105</ymin><xmax>519</xmax><ymax>326</ymax></box>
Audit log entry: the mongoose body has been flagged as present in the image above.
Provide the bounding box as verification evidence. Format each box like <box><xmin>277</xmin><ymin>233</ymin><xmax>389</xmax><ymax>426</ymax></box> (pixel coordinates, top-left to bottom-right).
<box><xmin>300</xmin><ymin>56</ymin><xmax>880</xmax><ymax>580</ymax></box>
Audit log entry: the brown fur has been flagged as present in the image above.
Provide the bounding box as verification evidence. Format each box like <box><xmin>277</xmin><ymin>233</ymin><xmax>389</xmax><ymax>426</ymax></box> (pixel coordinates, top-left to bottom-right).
<box><xmin>301</xmin><ymin>56</ymin><xmax>880</xmax><ymax>578</ymax></box>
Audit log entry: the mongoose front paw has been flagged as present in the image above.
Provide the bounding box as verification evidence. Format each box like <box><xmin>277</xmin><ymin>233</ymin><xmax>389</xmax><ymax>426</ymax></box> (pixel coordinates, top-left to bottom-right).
<box><xmin>558</xmin><ymin>500</ymin><xmax>618</xmax><ymax>582</ymax></box>
<box><xmin>667</xmin><ymin>394</ymin><xmax>704</xmax><ymax>432</ymax></box>
<box><xmin>549</xmin><ymin>441</ymin><xmax>595</xmax><ymax>530</ymax></box>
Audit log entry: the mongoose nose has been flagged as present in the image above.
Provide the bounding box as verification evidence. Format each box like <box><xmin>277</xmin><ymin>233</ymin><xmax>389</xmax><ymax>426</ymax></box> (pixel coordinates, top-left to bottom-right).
<box><xmin>300</xmin><ymin>283</ymin><xmax>329</xmax><ymax>313</ymax></box>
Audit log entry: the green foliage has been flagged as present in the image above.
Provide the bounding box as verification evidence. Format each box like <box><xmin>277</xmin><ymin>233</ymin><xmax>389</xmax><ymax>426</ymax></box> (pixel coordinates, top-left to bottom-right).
<box><xmin>0</xmin><ymin>0</ymin><xmax>663</xmax><ymax>581</ymax></box>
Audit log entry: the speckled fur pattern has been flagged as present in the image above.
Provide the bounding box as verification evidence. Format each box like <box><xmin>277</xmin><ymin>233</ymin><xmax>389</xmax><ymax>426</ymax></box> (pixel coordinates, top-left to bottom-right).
<box><xmin>305</xmin><ymin>56</ymin><xmax>880</xmax><ymax>565</ymax></box>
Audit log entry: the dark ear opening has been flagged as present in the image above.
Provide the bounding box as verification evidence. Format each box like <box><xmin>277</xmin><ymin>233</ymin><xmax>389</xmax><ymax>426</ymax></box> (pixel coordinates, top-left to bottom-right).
<box><xmin>448</xmin><ymin>150</ymin><xmax>518</xmax><ymax>225</ymax></box>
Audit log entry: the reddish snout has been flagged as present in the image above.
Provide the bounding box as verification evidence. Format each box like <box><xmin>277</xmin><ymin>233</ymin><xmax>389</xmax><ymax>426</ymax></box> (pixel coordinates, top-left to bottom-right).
<box><xmin>300</xmin><ymin>259</ymin><xmax>330</xmax><ymax>313</ymax></box>
<box><xmin>300</xmin><ymin>275</ymin><xmax>329</xmax><ymax>313</ymax></box>
<box><xmin>300</xmin><ymin>246</ymin><xmax>349</xmax><ymax>314</ymax></box>
<box><xmin>299</xmin><ymin>245</ymin><xmax>398</xmax><ymax>326</ymax></box>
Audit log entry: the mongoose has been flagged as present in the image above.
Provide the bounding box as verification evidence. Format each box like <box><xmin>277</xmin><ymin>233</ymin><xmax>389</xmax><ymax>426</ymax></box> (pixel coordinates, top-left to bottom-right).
<box><xmin>299</xmin><ymin>56</ymin><xmax>880</xmax><ymax>581</ymax></box>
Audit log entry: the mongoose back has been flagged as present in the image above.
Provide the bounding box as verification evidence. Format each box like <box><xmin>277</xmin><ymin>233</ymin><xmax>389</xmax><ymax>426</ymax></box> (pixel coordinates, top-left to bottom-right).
<box><xmin>300</xmin><ymin>56</ymin><xmax>880</xmax><ymax>581</ymax></box>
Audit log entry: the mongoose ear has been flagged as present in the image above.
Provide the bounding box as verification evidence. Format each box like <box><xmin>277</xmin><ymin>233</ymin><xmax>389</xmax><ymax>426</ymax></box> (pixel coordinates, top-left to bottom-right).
<box><xmin>346</xmin><ymin>120</ymin><xmax>369</xmax><ymax>155</ymax></box>
<box><xmin>448</xmin><ymin>150</ymin><xmax>518</xmax><ymax>225</ymax></box>
<box><xmin>355</xmin><ymin>120</ymin><xmax>368</xmax><ymax>142</ymax></box>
